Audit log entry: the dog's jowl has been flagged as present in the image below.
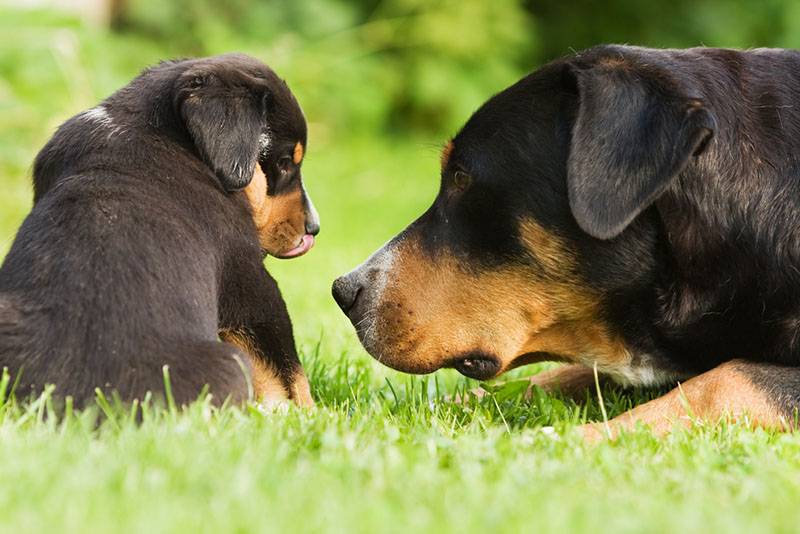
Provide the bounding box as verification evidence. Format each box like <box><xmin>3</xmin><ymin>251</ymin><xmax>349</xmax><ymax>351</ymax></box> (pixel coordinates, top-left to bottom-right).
<box><xmin>334</xmin><ymin>45</ymin><xmax>800</xmax><ymax>438</ymax></box>
<box><xmin>0</xmin><ymin>54</ymin><xmax>318</xmax><ymax>407</ymax></box>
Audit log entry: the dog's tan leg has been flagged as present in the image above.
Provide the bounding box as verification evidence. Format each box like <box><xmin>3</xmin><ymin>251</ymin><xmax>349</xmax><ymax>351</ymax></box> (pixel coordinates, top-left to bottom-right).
<box><xmin>578</xmin><ymin>359</ymin><xmax>794</xmax><ymax>442</ymax></box>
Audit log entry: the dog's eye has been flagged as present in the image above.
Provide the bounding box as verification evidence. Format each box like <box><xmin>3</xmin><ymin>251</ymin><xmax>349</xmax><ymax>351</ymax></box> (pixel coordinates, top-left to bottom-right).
<box><xmin>188</xmin><ymin>75</ymin><xmax>205</xmax><ymax>89</ymax></box>
<box><xmin>452</xmin><ymin>170</ymin><xmax>472</xmax><ymax>191</ymax></box>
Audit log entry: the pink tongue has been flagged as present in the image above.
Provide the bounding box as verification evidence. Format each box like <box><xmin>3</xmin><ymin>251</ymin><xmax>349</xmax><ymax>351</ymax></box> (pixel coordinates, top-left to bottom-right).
<box><xmin>277</xmin><ymin>234</ymin><xmax>315</xmax><ymax>259</ymax></box>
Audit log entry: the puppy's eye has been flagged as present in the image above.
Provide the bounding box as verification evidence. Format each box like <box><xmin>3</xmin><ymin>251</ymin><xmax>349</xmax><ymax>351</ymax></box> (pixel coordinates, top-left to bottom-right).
<box><xmin>278</xmin><ymin>156</ymin><xmax>293</xmax><ymax>175</ymax></box>
<box><xmin>452</xmin><ymin>170</ymin><xmax>472</xmax><ymax>191</ymax></box>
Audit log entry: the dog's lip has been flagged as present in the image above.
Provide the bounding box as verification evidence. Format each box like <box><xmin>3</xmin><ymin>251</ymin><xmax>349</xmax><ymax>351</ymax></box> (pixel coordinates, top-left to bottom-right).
<box><xmin>449</xmin><ymin>355</ymin><xmax>501</xmax><ymax>381</ymax></box>
<box><xmin>273</xmin><ymin>234</ymin><xmax>315</xmax><ymax>259</ymax></box>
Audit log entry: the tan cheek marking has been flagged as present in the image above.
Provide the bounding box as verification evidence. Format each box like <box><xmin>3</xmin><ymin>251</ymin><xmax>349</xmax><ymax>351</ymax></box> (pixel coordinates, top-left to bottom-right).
<box><xmin>518</xmin><ymin>219</ymin><xmax>577</xmax><ymax>277</ymax></box>
<box><xmin>376</xmin><ymin>240</ymin><xmax>551</xmax><ymax>372</ymax></box>
<box><xmin>293</xmin><ymin>142</ymin><xmax>304</xmax><ymax>165</ymax></box>
<box><xmin>219</xmin><ymin>329</ymin><xmax>287</xmax><ymax>402</ymax></box>
<box><xmin>516</xmin><ymin>219</ymin><xmax>630</xmax><ymax>368</ymax></box>
<box><xmin>243</xmin><ymin>166</ymin><xmax>305</xmax><ymax>252</ymax></box>
<box><xmin>371</xmin><ymin>220</ymin><xmax>629</xmax><ymax>376</ymax></box>
<box><xmin>440</xmin><ymin>140</ymin><xmax>454</xmax><ymax>171</ymax></box>
<box><xmin>258</xmin><ymin>188</ymin><xmax>305</xmax><ymax>249</ymax></box>
<box><xmin>245</xmin><ymin>165</ymin><xmax>270</xmax><ymax>229</ymax></box>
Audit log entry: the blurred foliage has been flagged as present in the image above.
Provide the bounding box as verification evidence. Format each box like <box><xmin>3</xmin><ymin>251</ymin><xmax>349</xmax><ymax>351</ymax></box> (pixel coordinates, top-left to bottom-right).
<box><xmin>108</xmin><ymin>0</ymin><xmax>800</xmax><ymax>138</ymax></box>
<box><xmin>119</xmin><ymin>0</ymin><xmax>535</xmax><ymax>136</ymax></box>
<box><xmin>528</xmin><ymin>0</ymin><xmax>800</xmax><ymax>59</ymax></box>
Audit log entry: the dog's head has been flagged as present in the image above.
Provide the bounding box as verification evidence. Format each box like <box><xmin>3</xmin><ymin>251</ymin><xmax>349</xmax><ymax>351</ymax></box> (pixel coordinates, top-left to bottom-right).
<box><xmin>176</xmin><ymin>54</ymin><xmax>319</xmax><ymax>258</ymax></box>
<box><xmin>333</xmin><ymin>46</ymin><xmax>715</xmax><ymax>382</ymax></box>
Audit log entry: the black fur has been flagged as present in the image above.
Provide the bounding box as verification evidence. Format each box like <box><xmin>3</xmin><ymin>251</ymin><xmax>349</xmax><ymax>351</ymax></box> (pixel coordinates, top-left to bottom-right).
<box><xmin>0</xmin><ymin>54</ymin><xmax>311</xmax><ymax>406</ymax></box>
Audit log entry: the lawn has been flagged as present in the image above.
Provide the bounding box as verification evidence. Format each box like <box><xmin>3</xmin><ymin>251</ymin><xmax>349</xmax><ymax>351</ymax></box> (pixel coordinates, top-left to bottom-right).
<box><xmin>2</xmin><ymin>8</ymin><xmax>800</xmax><ymax>534</ymax></box>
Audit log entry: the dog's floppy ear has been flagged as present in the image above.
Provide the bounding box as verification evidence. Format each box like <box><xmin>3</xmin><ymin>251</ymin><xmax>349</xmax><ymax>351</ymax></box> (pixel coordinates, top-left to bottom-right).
<box><xmin>566</xmin><ymin>63</ymin><xmax>715</xmax><ymax>239</ymax></box>
<box><xmin>179</xmin><ymin>73</ymin><xmax>270</xmax><ymax>192</ymax></box>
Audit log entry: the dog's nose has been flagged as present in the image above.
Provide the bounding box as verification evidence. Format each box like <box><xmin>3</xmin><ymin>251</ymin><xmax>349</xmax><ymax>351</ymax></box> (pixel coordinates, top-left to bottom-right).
<box><xmin>332</xmin><ymin>275</ymin><xmax>362</xmax><ymax>315</ymax></box>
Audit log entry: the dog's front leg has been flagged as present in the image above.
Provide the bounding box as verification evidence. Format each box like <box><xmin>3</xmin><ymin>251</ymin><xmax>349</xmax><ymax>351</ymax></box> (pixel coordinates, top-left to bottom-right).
<box><xmin>577</xmin><ymin>359</ymin><xmax>796</xmax><ymax>442</ymax></box>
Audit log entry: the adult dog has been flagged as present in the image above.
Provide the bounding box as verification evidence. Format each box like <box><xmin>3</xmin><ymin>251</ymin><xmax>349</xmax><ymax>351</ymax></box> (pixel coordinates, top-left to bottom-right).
<box><xmin>334</xmin><ymin>45</ymin><xmax>800</xmax><ymax>439</ymax></box>
<box><xmin>0</xmin><ymin>54</ymin><xmax>318</xmax><ymax>407</ymax></box>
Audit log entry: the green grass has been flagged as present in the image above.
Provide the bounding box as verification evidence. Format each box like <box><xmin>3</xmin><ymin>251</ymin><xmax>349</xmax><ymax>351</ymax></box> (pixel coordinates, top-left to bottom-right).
<box><xmin>2</xmin><ymin>8</ymin><xmax>800</xmax><ymax>534</ymax></box>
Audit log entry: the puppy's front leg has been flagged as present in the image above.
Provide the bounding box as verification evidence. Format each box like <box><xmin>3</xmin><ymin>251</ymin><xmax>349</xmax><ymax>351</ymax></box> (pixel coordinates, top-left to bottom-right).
<box><xmin>219</xmin><ymin>269</ymin><xmax>314</xmax><ymax>407</ymax></box>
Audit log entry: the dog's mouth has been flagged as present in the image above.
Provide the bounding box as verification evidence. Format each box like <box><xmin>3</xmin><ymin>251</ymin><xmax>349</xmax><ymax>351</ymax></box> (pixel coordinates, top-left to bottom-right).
<box><xmin>273</xmin><ymin>234</ymin><xmax>315</xmax><ymax>259</ymax></box>
<box><xmin>450</xmin><ymin>354</ymin><xmax>501</xmax><ymax>381</ymax></box>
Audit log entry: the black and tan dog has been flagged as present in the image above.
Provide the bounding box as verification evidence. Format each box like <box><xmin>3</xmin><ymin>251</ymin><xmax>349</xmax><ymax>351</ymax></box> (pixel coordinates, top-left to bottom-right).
<box><xmin>334</xmin><ymin>45</ymin><xmax>800</xmax><ymax>439</ymax></box>
<box><xmin>0</xmin><ymin>54</ymin><xmax>318</xmax><ymax>407</ymax></box>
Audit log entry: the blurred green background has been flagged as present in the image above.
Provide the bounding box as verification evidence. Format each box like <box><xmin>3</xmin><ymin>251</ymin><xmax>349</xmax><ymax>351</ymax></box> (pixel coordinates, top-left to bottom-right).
<box><xmin>1</xmin><ymin>0</ymin><xmax>798</xmax><ymax>360</ymax></box>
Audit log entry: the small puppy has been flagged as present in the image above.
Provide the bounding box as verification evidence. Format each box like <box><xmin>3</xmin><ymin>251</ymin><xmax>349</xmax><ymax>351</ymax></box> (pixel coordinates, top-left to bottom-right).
<box><xmin>0</xmin><ymin>54</ymin><xmax>318</xmax><ymax>407</ymax></box>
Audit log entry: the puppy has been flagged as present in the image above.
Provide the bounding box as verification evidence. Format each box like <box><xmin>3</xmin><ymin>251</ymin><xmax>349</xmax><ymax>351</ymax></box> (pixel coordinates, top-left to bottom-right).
<box><xmin>0</xmin><ymin>54</ymin><xmax>318</xmax><ymax>407</ymax></box>
<box><xmin>334</xmin><ymin>45</ymin><xmax>800</xmax><ymax>438</ymax></box>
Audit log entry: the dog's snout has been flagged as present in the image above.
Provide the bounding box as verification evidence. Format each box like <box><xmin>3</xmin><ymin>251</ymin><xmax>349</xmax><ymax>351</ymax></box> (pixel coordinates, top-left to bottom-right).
<box><xmin>332</xmin><ymin>275</ymin><xmax>362</xmax><ymax>315</ymax></box>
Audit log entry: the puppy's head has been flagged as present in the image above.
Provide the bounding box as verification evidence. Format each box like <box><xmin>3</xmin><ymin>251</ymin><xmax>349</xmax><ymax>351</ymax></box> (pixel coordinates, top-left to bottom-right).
<box><xmin>176</xmin><ymin>54</ymin><xmax>319</xmax><ymax>259</ymax></box>
<box><xmin>333</xmin><ymin>46</ymin><xmax>714</xmax><ymax>383</ymax></box>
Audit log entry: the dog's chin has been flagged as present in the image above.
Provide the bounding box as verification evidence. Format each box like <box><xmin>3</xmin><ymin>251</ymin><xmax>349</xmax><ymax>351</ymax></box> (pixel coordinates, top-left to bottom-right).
<box><xmin>449</xmin><ymin>354</ymin><xmax>502</xmax><ymax>381</ymax></box>
<box><xmin>355</xmin><ymin>328</ymin><xmax>502</xmax><ymax>380</ymax></box>
<box><xmin>353</xmin><ymin>327</ymin><xmax>436</xmax><ymax>375</ymax></box>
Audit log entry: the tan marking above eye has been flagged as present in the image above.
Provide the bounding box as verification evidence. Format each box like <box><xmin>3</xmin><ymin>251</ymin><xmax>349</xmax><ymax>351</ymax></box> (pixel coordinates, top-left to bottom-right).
<box><xmin>293</xmin><ymin>142</ymin><xmax>304</xmax><ymax>165</ymax></box>
<box><xmin>440</xmin><ymin>140</ymin><xmax>454</xmax><ymax>171</ymax></box>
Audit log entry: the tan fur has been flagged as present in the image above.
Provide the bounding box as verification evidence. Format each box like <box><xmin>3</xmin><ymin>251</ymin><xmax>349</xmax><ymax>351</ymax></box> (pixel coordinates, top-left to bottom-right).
<box><xmin>579</xmin><ymin>360</ymin><xmax>787</xmax><ymax>442</ymax></box>
<box><xmin>288</xmin><ymin>370</ymin><xmax>314</xmax><ymax>407</ymax></box>
<box><xmin>597</xmin><ymin>56</ymin><xmax>628</xmax><ymax>68</ymax></box>
<box><xmin>440</xmin><ymin>140</ymin><xmax>454</xmax><ymax>171</ymax></box>
<box><xmin>243</xmin><ymin>165</ymin><xmax>306</xmax><ymax>255</ymax></box>
<box><xmin>219</xmin><ymin>329</ymin><xmax>287</xmax><ymax>402</ymax></box>
<box><xmin>369</xmin><ymin>219</ymin><xmax>629</xmax><ymax>376</ymax></box>
<box><xmin>293</xmin><ymin>142</ymin><xmax>304</xmax><ymax>165</ymax></box>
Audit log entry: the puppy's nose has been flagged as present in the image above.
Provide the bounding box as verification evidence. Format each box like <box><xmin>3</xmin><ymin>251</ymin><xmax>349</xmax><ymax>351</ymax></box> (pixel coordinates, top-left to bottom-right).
<box><xmin>332</xmin><ymin>275</ymin><xmax>362</xmax><ymax>315</ymax></box>
<box><xmin>305</xmin><ymin>218</ymin><xmax>320</xmax><ymax>236</ymax></box>
<box><xmin>303</xmin><ymin>189</ymin><xmax>320</xmax><ymax>236</ymax></box>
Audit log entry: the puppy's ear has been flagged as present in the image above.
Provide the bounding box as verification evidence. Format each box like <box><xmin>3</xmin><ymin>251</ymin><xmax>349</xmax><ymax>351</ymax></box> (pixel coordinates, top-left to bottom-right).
<box><xmin>566</xmin><ymin>63</ymin><xmax>715</xmax><ymax>239</ymax></box>
<box><xmin>179</xmin><ymin>73</ymin><xmax>270</xmax><ymax>192</ymax></box>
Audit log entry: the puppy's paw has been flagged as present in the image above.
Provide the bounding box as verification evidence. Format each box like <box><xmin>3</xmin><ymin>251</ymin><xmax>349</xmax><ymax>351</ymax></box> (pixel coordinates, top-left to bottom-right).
<box><xmin>288</xmin><ymin>370</ymin><xmax>315</xmax><ymax>408</ymax></box>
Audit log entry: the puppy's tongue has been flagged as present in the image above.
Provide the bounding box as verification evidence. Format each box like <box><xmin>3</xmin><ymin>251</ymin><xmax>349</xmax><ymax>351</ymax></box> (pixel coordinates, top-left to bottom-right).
<box><xmin>275</xmin><ymin>234</ymin><xmax>315</xmax><ymax>259</ymax></box>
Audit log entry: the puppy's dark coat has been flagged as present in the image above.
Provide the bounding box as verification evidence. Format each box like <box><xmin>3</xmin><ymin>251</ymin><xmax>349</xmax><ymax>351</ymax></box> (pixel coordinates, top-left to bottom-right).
<box><xmin>334</xmin><ymin>45</ymin><xmax>800</xmax><ymax>437</ymax></box>
<box><xmin>0</xmin><ymin>54</ymin><xmax>318</xmax><ymax>406</ymax></box>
